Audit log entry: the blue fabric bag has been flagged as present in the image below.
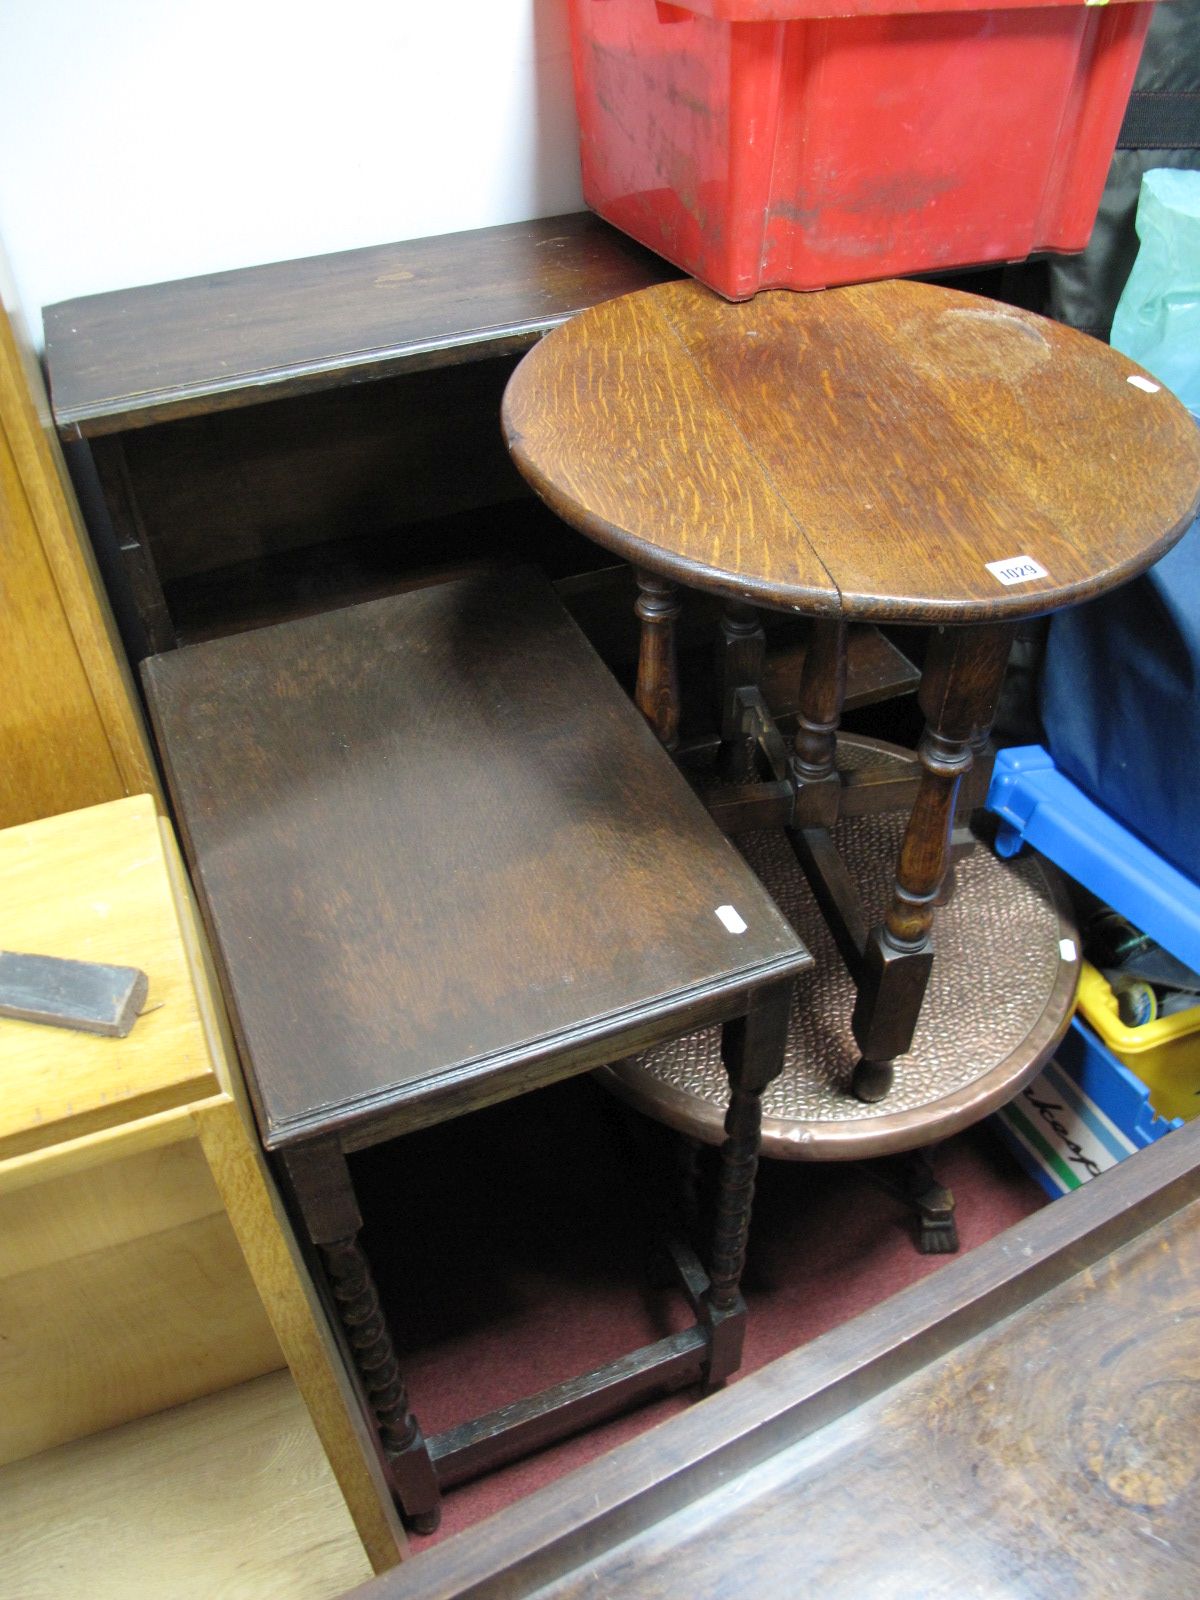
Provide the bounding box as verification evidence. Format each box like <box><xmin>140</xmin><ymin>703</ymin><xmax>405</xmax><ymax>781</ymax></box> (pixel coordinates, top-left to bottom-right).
<box><xmin>1041</xmin><ymin>168</ymin><xmax>1200</xmax><ymax>881</ymax></box>
<box><xmin>1040</xmin><ymin>493</ymin><xmax>1200</xmax><ymax>882</ymax></box>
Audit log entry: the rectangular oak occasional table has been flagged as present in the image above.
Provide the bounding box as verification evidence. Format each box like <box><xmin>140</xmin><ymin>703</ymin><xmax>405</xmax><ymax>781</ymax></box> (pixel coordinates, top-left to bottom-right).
<box><xmin>142</xmin><ymin>568</ymin><xmax>812</xmax><ymax>1532</ymax></box>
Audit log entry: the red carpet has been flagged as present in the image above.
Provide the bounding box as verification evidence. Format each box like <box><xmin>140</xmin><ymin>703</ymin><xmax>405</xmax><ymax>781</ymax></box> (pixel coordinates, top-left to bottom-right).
<box><xmin>351</xmin><ymin>1075</ymin><xmax>1045</xmax><ymax>1543</ymax></box>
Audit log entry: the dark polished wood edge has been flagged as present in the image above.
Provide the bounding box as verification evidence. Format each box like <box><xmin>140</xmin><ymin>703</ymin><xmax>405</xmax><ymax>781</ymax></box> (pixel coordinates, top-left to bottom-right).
<box><xmin>273</xmin><ymin>950</ymin><xmax>811</xmax><ymax>1153</ymax></box>
<box><xmin>147</xmin><ymin>672</ymin><xmax>809</xmax><ymax>1156</ymax></box>
<box><xmin>342</xmin><ymin>1114</ymin><xmax>1200</xmax><ymax>1599</ymax></box>
<box><xmin>504</xmin><ymin>418</ymin><xmax>1200</xmax><ymax>625</ymax></box>
<box><xmin>497</xmin><ymin>434</ymin><xmax>846</xmax><ymax>623</ymax></box>
<box><xmin>55</xmin><ymin>326</ymin><xmax>563</xmax><ymax>442</ymax></box>
<box><xmin>501</xmin><ymin>303</ymin><xmax>1200</xmax><ymax>627</ymax></box>
<box><xmin>46</xmin><ymin>213</ymin><xmax>680</xmax><ymax>440</ymax></box>
<box><xmin>596</xmin><ymin>858</ymin><xmax>1079</xmax><ymax>1161</ymax></box>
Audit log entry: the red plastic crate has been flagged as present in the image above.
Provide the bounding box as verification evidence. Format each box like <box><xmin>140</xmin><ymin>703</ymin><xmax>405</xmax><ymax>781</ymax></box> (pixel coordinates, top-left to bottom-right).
<box><xmin>567</xmin><ymin>0</ymin><xmax>1155</xmax><ymax>298</ymax></box>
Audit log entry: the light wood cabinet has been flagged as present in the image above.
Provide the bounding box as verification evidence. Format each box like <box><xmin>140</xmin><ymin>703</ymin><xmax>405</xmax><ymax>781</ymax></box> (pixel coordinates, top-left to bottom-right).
<box><xmin>0</xmin><ymin>795</ymin><xmax>404</xmax><ymax>1571</ymax></box>
<box><xmin>1</xmin><ymin>241</ymin><xmax>160</xmax><ymax>828</ymax></box>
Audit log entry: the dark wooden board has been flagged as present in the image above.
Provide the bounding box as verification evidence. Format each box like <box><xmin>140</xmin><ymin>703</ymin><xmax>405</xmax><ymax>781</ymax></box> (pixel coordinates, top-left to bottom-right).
<box><xmin>113</xmin><ymin>357</ymin><xmax>537</xmax><ymax>588</ymax></box>
<box><xmin>45</xmin><ymin>214</ymin><xmax>678</xmax><ymax>439</ymax></box>
<box><xmin>343</xmin><ymin>1118</ymin><xmax>1200</xmax><ymax>1599</ymax></box>
<box><xmin>0</xmin><ymin>950</ymin><xmax>147</xmax><ymax>1037</ymax></box>
<box><xmin>168</xmin><ymin>507</ymin><xmax>609</xmax><ymax>647</ymax></box>
<box><xmin>142</xmin><ymin>569</ymin><xmax>808</xmax><ymax>1150</ymax></box>
<box><xmin>503</xmin><ymin>277</ymin><xmax>1200</xmax><ymax>624</ymax></box>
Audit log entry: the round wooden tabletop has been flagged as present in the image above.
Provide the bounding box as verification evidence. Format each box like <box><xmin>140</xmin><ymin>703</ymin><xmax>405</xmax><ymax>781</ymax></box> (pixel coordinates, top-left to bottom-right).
<box><xmin>503</xmin><ymin>278</ymin><xmax>1200</xmax><ymax>625</ymax></box>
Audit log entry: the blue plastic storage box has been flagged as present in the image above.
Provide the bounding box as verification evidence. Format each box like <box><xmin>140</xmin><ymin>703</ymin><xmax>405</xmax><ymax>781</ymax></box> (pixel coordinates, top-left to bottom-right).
<box><xmin>988</xmin><ymin>745</ymin><xmax>1200</xmax><ymax>974</ymax></box>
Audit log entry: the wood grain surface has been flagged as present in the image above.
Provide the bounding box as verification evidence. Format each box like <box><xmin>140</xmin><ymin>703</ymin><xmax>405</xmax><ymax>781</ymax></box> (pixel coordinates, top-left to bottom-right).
<box><xmin>0</xmin><ymin>799</ymin><xmax>403</xmax><ymax>1566</ymax></box>
<box><xmin>0</xmin><ymin>798</ymin><xmax>282</xmax><ymax>1469</ymax></box>
<box><xmin>167</xmin><ymin>816</ymin><xmax>406</xmax><ymax>1571</ymax></box>
<box><xmin>0</xmin><ymin>243</ymin><xmax>160</xmax><ymax>824</ymax></box>
<box><xmin>0</xmin><ymin>797</ymin><xmax>220</xmax><ymax>1160</ymax></box>
<box><xmin>143</xmin><ymin>570</ymin><xmax>807</xmax><ymax>1149</ymax></box>
<box><xmin>45</xmin><ymin>214</ymin><xmax>677</xmax><ymax>438</ymax></box>
<box><xmin>503</xmin><ymin>277</ymin><xmax>1200</xmax><ymax>623</ymax></box>
<box><xmin>0</xmin><ymin>1371</ymin><xmax>372</xmax><ymax>1600</ymax></box>
<box><xmin>344</xmin><ymin>1117</ymin><xmax>1200</xmax><ymax>1600</ymax></box>
<box><xmin>0</xmin><ymin>1162</ymin><xmax>282</xmax><ymax>1465</ymax></box>
<box><xmin>531</xmin><ymin>1201</ymin><xmax>1200</xmax><ymax>1598</ymax></box>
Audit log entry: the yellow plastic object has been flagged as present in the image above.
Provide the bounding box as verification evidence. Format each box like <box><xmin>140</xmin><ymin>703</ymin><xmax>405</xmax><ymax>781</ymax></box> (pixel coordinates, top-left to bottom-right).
<box><xmin>1075</xmin><ymin>961</ymin><xmax>1200</xmax><ymax>1123</ymax></box>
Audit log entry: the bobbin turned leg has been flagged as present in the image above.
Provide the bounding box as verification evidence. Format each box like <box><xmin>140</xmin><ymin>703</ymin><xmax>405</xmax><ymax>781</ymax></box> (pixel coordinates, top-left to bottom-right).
<box><xmin>851</xmin><ymin>623</ymin><xmax>1016</xmax><ymax>1103</ymax></box>
<box><xmin>278</xmin><ymin>1141</ymin><xmax>442</xmax><ymax>1534</ymax></box>
<box><xmin>942</xmin><ymin>726</ymin><xmax>995</xmax><ymax>903</ymax></box>
<box><xmin>634</xmin><ymin>569</ymin><xmax>682</xmax><ymax>749</ymax></box>
<box><xmin>704</xmin><ymin>979</ymin><xmax>793</xmax><ymax>1391</ymax></box>
<box><xmin>715</xmin><ymin>600</ymin><xmax>766</xmax><ymax>781</ymax></box>
<box><xmin>789</xmin><ymin>619</ymin><xmax>848</xmax><ymax>827</ymax></box>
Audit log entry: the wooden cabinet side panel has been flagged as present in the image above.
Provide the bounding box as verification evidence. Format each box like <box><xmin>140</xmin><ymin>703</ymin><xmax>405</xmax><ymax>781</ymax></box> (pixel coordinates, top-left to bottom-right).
<box><xmin>0</xmin><ymin>1137</ymin><xmax>283</xmax><ymax>1466</ymax></box>
<box><xmin>0</xmin><ymin>245</ymin><xmax>160</xmax><ymax>824</ymax></box>
<box><xmin>0</xmin><ymin>412</ymin><xmax>125</xmax><ymax>825</ymax></box>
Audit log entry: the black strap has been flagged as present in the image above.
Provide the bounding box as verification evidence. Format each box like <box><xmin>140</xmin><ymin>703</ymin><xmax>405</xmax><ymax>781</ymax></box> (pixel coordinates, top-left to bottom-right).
<box><xmin>1117</xmin><ymin>91</ymin><xmax>1200</xmax><ymax>150</ymax></box>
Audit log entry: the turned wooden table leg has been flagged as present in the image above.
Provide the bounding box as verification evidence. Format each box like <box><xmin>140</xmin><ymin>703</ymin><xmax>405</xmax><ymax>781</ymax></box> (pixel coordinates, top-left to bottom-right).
<box><xmin>705</xmin><ymin>980</ymin><xmax>793</xmax><ymax>1390</ymax></box>
<box><xmin>634</xmin><ymin>569</ymin><xmax>682</xmax><ymax>749</ymax></box>
<box><xmin>851</xmin><ymin>622</ymin><xmax>1016</xmax><ymax>1103</ymax></box>
<box><xmin>278</xmin><ymin>1141</ymin><xmax>442</xmax><ymax>1534</ymax></box>
<box><xmin>715</xmin><ymin>599</ymin><xmax>766</xmax><ymax>781</ymax></box>
<box><xmin>942</xmin><ymin>726</ymin><xmax>997</xmax><ymax>903</ymax></box>
<box><xmin>789</xmin><ymin>619</ymin><xmax>848</xmax><ymax>827</ymax></box>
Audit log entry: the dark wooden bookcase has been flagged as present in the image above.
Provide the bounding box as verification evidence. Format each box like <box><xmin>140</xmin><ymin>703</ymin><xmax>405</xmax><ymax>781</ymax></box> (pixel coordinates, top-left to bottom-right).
<box><xmin>44</xmin><ymin>211</ymin><xmax>916</xmax><ymax>719</ymax></box>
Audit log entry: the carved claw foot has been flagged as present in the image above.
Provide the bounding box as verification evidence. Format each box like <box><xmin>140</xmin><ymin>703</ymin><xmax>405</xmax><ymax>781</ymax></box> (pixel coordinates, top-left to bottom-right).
<box><xmin>913</xmin><ymin>1181</ymin><xmax>959</xmax><ymax>1255</ymax></box>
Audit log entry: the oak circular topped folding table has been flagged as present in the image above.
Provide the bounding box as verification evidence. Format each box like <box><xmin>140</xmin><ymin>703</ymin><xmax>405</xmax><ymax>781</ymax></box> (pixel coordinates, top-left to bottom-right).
<box><xmin>502</xmin><ymin>276</ymin><xmax>1200</xmax><ymax>1178</ymax></box>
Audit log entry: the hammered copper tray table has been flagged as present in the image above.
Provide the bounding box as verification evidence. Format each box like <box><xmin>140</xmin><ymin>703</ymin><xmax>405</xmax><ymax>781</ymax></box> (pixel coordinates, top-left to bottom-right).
<box><xmin>599</xmin><ymin>736</ymin><xmax>1081</xmax><ymax>1253</ymax></box>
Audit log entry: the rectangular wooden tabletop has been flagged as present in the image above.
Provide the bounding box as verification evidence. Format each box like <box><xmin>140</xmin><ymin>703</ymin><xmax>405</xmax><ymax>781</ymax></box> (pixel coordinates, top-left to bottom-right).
<box><xmin>0</xmin><ymin>797</ymin><xmax>220</xmax><ymax>1161</ymax></box>
<box><xmin>143</xmin><ymin>570</ymin><xmax>809</xmax><ymax>1151</ymax></box>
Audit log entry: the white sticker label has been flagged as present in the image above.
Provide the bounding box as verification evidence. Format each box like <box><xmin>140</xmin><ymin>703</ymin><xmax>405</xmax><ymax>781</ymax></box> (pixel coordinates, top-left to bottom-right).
<box><xmin>1127</xmin><ymin>374</ymin><xmax>1160</xmax><ymax>394</ymax></box>
<box><xmin>986</xmin><ymin>555</ymin><xmax>1049</xmax><ymax>587</ymax></box>
<box><xmin>1059</xmin><ymin>938</ymin><xmax>1078</xmax><ymax>962</ymax></box>
<box><xmin>715</xmin><ymin>905</ymin><xmax>747</xmax><ymax>934</ymax></box>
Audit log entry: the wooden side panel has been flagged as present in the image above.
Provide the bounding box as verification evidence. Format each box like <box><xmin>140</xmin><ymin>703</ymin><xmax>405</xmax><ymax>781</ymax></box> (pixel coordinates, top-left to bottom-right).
<box><xmin>0</xmin><ymin>1135</ymin><xmax>219</xmax><ymax>1277</ymax></box>
<box><xmin>125</xmin><ymin>358</ymin><xmax>530</xmax><ymax>586</ymax></box>
<box><xmin>165</xmin><ymin>820</ymin><xmax>406</xmax><ymax>1570</ymax></box>
<box><xmin>0</xmin><ymin>1372</ymin><xmax>373</xmax><ymax>1600</ymax></box>
<box><xmin>195</xmin><ymin>1103</ymin><xmax>407</xmax><ymax>1571</ymax></box>
<box><xmin>0</xmin><ymin>239</ymin><xmax>160</xmax><ymax>826</ymax></box>
<box><xmin>0</xmin><ymin>1136</ymin><xmax>283</xmax><ymax>1466</ymax></box>
<box><xmin>0</xmin><ymin>402</ymin><xmax>124</xmax><ymax>822</ymax></box>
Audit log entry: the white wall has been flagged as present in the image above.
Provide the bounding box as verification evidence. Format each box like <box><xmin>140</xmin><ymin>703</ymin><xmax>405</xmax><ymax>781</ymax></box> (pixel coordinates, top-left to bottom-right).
<box><xmin>0</xmin><ymin>0</ymin><xmax>584</xmax><ymax>340</ymax></box>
